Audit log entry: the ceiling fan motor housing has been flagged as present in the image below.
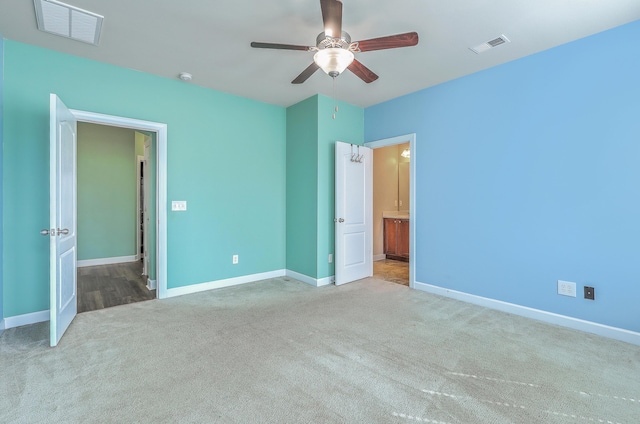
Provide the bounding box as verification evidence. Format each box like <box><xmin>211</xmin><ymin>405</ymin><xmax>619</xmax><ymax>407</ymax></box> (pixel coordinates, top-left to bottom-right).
<box><xmin>316</xmin><ymin>31</ymin><xmax>352</xmax><ymax>49</ymax></box>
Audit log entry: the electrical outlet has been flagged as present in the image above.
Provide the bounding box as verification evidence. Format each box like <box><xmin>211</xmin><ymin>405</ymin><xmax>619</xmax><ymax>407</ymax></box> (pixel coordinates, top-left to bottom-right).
<box><xmin>232</xmin><ymin>255</ymin><xmax>238</xmax><ymax>264</ymax></box>
<box><xmin>557</xmin><ymin>280</ymin><xmax>576</xmax><ymax>297</ymax></box>
<box><xmin>584</xmin><ymin>286</ymin><xmax>595</xmax><ymax>300</ymax></box>
<box><xmin>328</xmin><ymin>254</ymin><xmax>333</xmax><ymax>263</ymax></box>
<box><xmin>171</xmin><ymin>200</ymin><xmax>187</xmax><ymax>211</ymax></box>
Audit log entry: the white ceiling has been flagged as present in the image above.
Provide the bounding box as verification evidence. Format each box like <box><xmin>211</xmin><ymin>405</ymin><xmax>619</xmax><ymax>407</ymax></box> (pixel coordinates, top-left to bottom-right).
<box><xmin>1</xmin><ymin>0</ymin><xmax>639</xmax><ymax>108</ymax></box>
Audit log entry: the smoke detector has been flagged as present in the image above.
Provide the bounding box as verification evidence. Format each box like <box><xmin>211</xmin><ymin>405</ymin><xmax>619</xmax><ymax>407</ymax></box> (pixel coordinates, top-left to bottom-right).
<box><xmin>470</xmin><ymin>34</ymin><xmax>510</xmax><ymax>54</ymax></box>
<box><xmin>34</xmin><ymin>0</ymin><xmax>103</xmax><ymax>46</ymax></box>
<box><xmin>178</xmin><ymin>72</ymin><xmax>193</xmax><ymax>82</ymax></box>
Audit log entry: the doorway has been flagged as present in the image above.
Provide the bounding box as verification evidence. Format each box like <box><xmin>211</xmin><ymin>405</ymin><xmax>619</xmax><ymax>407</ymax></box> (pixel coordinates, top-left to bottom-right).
<box><xmin>69</xmin><ymin>108</ymin><xmax>168</xmax><ymax>300</ymax></box>
<box><xmin>75</xmin><ymin>123</ymin><xmax>156</xmax><ymax>313</ymax></box>
<box><xmin>365</xmin><ymin>134</ymin><xmax>416</xmax><ymax>288</ymax></box>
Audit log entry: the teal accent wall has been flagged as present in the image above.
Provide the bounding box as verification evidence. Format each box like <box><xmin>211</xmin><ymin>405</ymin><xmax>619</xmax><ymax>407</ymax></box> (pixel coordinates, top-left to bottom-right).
<box><xmin>77</xmin><ymin>123</ymin><xmax>137</xmax><ymax>260</ymax></box>
<box><xmin>285</xmin><ymin>95</ymin><xmax>363</xmax><ymax>279</ymax></box>
<box><xmin>3</xmin><ymin>41</ymin><xmax>286</xmax><ymax>316</ymax></box>
<box><xmin>285</xmin><ymin>96</ymin><xmax>318</xmax><ymax>278</ymax></box>
<box><xmin>365</xmin><ymin>20</ymin><xmax>640</xmax><ymax>332</ymax></box>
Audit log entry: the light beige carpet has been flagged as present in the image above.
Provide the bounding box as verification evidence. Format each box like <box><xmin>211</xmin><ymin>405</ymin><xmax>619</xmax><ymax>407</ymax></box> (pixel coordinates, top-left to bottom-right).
<box><xmin>1</xmin><ymin>277</ymin><xmax>638</xmax><ymax>423</ymax></box>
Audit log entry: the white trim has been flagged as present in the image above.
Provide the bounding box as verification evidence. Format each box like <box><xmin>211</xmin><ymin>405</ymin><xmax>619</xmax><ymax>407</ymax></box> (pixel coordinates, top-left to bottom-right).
<box><xmin>147</xmin><ymin>278</ymin><xmax>157</xmax><ymax>290</ymax></box>
<box><xmin>365</xmin><ymin>133</ymin><xmax>416</xmax><ymax>289</ymax></box>
<box><xmin>285</xmin><ymin>270</ymin><xmax>334</xmax><ymax>287</ymax></box>
<box><xmin>414</xmin><ymin>281</ymin><xmax>640</xmax><ymax>346</ymax></box>
<box><xmin>77</xmin><ymin>255</ymin><xmax>137</xmax><ymax>267</ymax></box>
<box><xmin>70</xmin><ymin>109</ymin><xmax>167</xmax><ymax>299</ymax></box>
<box><xmin>4</xmin><ymin>310</ymin><xmax>50</xmax><ymax>329</ymax></box>
<box><xmin>165</xmin><ymin>270</ymin><xmax>286</xmax><ymax>298</ymax></box>
<box><xmin>373</xmin><ymin>254</ymin><xmax>386</xmax><ymax>261</ymax></box>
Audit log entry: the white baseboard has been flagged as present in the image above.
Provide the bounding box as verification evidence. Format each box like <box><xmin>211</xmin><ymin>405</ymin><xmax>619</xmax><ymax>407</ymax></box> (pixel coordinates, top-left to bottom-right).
<box><xmin>4</xmin><ymin>310</ymin><xmax>50</xmax><ymax>329</ymax></box>
<box><xmin>373</xmin><ymin>254</ymin><xmax>386</xmax><ymax>261</ymax></box>
<box><xmin>147</xmin><ymin>278</ymin><xmax>157</xmax><ymax>290</ymax></box>
<box><xmin>165</xmin><ymin>269</ymin><xmax>286</xmax><ymax>298</ymax></box>
<box><xmin>285</xmin><ymin>270</ymin><xmax>334</xmax><ymax>287</ymax></box>
<box><xmin>77</xmin><ymin>255</ymin><xmax>138</xmax><ymax>268</ymax></box>
<box><xmin>414</xmin><ymin>281</ymin><xmax>640</xmax><ymax>346</ymax></box>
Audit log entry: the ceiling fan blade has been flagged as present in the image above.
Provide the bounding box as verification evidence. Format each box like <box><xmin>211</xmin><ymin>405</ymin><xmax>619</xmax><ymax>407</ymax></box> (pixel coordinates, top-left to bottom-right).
<box><xmin>354</xmin><ymin>32</ymin><xmax>419</xmax><ymax>52</ymax></box>
<box><xmin>251</xmin><ymin>42</ymin><xmax>312</xmax><ymax>51</ymax></box>
<box><xmin>347</xmin><ymin>59</ymin><xmax>379</xmax><ymax>83</ymax></box>
<box><xmin>320</xmin><ymin>0</ymin><xmax>343</xmax><ymax>38</ymax></box>
<box><xmin>292</xmin><ymin>62</ymin><xmax>320</xmax><ymax>84</ymax></box>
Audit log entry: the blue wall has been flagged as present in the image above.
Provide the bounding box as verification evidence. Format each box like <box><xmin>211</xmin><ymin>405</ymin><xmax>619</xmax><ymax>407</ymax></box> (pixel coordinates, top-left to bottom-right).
<box><xmin>365</xmin><ymin>20</ymin><xmax>640</xmax><ymax>333</ymax></box>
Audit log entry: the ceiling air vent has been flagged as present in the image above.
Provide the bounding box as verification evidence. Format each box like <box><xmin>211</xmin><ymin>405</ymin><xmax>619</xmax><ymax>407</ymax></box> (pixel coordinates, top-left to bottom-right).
<box><xmin>470</xmin><ymin>34</ymin><xmax>510</xmax><ymax>54</ymax></box>
<box><xmin>34</xmin><ymin>0</ymin><xmax>103</xmax><ymax>45</ymax></box>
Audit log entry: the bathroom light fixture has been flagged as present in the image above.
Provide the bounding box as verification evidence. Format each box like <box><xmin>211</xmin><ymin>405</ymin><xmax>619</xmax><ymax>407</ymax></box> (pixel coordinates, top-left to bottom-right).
<box><xmin>401</xmin><ymin>148</ymin><xmax>410</xmax><ymax>159</ymax></box>
<box><xmin>313</xmin><ymin>48</ymin><xmax>355</xmax><ymax>78</ymax></box>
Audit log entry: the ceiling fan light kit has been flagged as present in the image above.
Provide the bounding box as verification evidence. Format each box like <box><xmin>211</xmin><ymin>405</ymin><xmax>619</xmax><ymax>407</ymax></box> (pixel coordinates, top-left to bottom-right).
<box><xmin>314</xmin><ymin>48</ymin><xmax>354</xmax><ymax>77</ymax></box>
<box><xmin>251</xmin><ymin>0</ymin><xmax>418</xmax><ymax>84</ymax></box>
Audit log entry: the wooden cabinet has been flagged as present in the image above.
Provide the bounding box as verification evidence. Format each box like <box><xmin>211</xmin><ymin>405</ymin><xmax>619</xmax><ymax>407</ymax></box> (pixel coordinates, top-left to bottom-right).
<box><xmin>383</xmin><ymin>218</ymin><xmax>409</xmax><ymax>261</ymax></box>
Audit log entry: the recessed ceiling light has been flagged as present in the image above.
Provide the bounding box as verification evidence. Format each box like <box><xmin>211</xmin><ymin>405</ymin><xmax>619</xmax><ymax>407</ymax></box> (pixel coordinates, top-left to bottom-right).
<box><xmin>33</xmin><ymin>0</ymin><xmax>103</xmax><ymax>46</ymax></box>
<box><xmin>470</xmin><ymin>34</ymin><xmax>510</xmax><ymax>54</ymax></box>
<box><xmin>178</xmin><ymin>72</ymin><xmax>193</xmax><ymax>82</ymax></box>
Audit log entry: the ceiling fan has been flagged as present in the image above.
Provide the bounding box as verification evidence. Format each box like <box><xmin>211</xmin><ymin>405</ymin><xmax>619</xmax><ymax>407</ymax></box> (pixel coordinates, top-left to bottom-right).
<box><xmin>250</xmin><ymin>0</ymin><xmax>419</xmax><ymax>84</ymax></box>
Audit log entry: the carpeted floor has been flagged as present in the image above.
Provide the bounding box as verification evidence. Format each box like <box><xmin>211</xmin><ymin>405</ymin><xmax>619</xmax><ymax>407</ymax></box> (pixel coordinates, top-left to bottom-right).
<box><xmin>1</xmin><ymin>277</ymin><xmax>638</xmax><ymax>423</ymax></box>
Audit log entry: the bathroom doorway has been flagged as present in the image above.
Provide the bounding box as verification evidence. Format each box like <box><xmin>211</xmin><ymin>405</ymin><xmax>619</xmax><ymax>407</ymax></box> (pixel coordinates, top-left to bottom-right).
<box><xmin>365</xmin><ymin>134</ymin><xmax>416</xmax><ymax>287</ymax></box>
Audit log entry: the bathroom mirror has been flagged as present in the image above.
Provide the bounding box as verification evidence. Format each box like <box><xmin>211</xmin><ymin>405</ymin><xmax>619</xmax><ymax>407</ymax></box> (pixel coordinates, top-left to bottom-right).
<box><xmin>372</xmin><ymin>142</ymin><xmax>410</xmax><ymax>212</ymax></box>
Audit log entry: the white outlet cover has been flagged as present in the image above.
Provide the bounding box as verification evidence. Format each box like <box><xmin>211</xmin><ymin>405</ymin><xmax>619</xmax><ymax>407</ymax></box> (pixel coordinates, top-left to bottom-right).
<box><xmin>557</xmin><ymin>280</ymin><xmax>577</xmax><ymax>297</ymax></box>
<box><xmin>171</xmin><ymin>201</ymin><xmax>187</xmax><ymax>211</ymax></box>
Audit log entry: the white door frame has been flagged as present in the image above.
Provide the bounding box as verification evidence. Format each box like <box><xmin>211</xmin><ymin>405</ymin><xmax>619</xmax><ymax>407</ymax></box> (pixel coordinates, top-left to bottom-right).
<box><xmin>364</xmin><ymin>133</ymin><xmax>416</xmax><ymax>288</ymax></box>
<box><xmin>70</xmin><ymin>109</ymin><xmax>168</xmax><ymax>299</ymax></box>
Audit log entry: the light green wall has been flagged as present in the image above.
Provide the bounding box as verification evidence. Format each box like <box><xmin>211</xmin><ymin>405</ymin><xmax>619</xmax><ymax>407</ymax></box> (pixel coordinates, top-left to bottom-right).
<box><xmin>285</xmin><ymin>95</ymin><xmax>364</xmax><ymax>279</ymax></box>
<box><xmin>3</xmin><ymin>40</ymin><xmax>286</xmax><ymax>316</ymax></box>
<box><xmin>134</xmin><ymin>131</ymin><xmax>144</xmax><ymax>157</ymax></box>
<box><xmin>77</xmin><ymin>123</ymin><xmax>137</xmax><ymax>260</ymax></box>
<box><xmin>285</xmin><ymin>96</ymin><xmax>318</xmax><ymax>277</ymax></box>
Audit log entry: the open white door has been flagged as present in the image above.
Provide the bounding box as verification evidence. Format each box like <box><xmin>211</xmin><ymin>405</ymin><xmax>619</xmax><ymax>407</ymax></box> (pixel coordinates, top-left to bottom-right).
<box><xmin>48</xmin><ymin>94</ymin><xmax>78</xmax><ymax>347</ymax></box>
<box><xmin>335</xmin><ymin>141</ymin><xmax>373</xmax><ymax>285</ymax></box>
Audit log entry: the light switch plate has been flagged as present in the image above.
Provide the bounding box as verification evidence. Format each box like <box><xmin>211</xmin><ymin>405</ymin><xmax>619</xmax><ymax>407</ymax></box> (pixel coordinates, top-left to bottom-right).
<box><xmin>172</xmin><ymin>201</ymin><xmax>187</xmax><ymax>211</ymax></box>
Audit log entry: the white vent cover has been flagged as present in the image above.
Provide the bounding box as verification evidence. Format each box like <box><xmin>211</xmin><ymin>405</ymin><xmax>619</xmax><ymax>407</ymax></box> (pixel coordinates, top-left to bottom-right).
<box><xmin>34</xmin><ymin>0</ymin><xmax>103</xmax><ymax>45</ymax></box>
<box><xmin>470</xmin><ymin>34</ymin><xmax>510</xmax><ymax>54</ymax></box>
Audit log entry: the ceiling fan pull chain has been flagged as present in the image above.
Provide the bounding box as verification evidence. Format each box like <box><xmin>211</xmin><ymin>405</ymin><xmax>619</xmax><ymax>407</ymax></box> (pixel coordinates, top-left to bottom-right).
<box><xmin>332</xmin><ymin>76</ymin><xmax>338</xmax><ymax>120</ymax></box>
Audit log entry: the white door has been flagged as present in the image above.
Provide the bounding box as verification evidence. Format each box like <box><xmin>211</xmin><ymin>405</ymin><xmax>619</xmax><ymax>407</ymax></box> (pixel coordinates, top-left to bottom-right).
<box><xmin>335</xmin><ymin>141</ymin><xmax>373</xmax><ymax>285</ymax></box>
<box><xmin>48</xmin><ymin>94</ymin><xmax>78</xmax><ymax>347</ymax></box>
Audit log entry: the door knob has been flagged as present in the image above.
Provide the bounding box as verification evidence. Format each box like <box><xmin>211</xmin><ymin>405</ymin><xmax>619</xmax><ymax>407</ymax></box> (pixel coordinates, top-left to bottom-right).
<box><xmin>57</xmin><ymin>228</ymin><xmax>69</xmax><ymax>236</ymax></box>
<box><xmin>40</xmin><ymin>229</ymin><xmax>51</xmax><ymax>236</ymax></box>
<box><xmin>334</xmin><ymin>218</ymin><xmax>345</xmax><ymax>223</ymax></box>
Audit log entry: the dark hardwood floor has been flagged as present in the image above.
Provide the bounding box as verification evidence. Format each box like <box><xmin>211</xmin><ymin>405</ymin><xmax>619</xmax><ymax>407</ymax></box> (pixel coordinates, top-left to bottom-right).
<box><xmin>77</xmin><ymin>260</ymin><xmax>155</xmax><ymax>313</ymax></box>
